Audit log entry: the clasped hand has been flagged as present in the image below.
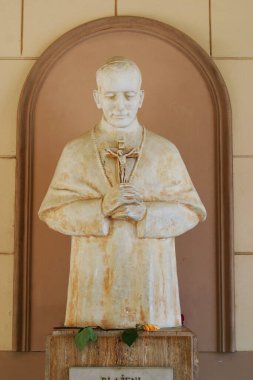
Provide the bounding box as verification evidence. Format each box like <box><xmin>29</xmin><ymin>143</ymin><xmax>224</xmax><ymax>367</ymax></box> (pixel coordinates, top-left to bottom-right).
<box><xmin>102</xmin><ymin>184</ymin><xmax>146</xmax><ymax>221</ymax></box>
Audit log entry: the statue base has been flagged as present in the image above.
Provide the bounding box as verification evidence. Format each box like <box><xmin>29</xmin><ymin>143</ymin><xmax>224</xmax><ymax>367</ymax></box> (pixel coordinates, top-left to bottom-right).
<box><xmin>45</xmin><ymin>327</ymin><xmax>198</xmax><ymax>380</ymax></box>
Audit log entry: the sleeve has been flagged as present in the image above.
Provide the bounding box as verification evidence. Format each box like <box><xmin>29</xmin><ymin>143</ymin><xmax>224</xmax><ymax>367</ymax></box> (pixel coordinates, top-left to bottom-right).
<box><xmin>137</xmin><ymin>201</ymin><xmax>205</xmax><ymax>238</ymax></box>
<box><xmin>38</xmin><ymin>143</ymin><xmax>110</xmax><ymax>237</ymax></box>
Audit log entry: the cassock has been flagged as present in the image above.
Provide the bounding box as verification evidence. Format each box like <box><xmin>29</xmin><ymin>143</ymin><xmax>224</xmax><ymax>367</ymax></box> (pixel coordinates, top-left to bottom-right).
<box><xmin>38</xmin><ymin>128</ymin><xmax>206</xmax><ymax>328</ymax></box>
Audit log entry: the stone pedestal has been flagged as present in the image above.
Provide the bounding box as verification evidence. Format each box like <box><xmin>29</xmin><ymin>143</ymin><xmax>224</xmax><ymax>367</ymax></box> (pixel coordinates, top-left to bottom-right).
<box><xmin>45</xmin><ymin>327</ymin><xmax>198</xmax><ymax>380</ymax></box>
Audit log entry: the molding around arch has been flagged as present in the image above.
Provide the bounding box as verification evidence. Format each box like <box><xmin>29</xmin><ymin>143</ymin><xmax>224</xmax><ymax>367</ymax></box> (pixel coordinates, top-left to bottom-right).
<box><xmin>13</xmin><ymin>16</ymin><xmax>234</xmax><ymax>352</ymax></box>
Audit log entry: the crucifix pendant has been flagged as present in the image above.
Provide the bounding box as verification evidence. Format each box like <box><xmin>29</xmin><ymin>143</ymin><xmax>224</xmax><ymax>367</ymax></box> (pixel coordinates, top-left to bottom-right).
<box><xmin>105</xmin><ymin>139</ymin><xmax>139</xmax><ymax>183</ymax></box>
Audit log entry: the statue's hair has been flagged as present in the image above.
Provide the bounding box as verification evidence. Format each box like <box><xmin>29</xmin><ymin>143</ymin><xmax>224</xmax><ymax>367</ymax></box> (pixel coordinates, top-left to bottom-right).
<box><xmin>96</xmin><ymin>56</ymin><xmax>142</xmax><ymax>88</ymax></box>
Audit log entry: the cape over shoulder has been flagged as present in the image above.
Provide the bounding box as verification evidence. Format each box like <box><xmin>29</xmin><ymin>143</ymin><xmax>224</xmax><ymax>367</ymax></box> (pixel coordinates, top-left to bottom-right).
<box><xmin>133</xmin><ymin>129</ymin><xmax>207</xmax><ymax>221</ymax></box>
<box><xmin>144</xmin><ymin>128</ymin><xmax>180</xmax><ymax>156</ymax></box>
<box><xmin>61</xmin><ymin>129</ymin><xmax>94</xmax><ymax>162</ymax></box>
<box><xmin>134</xmin><ymin>128</ymin><xmax>192</xmax><ymax>196</ymax></box>
<box><xmin>39</xmin><ymin>129</ymin><xmax>109</xmax><ymax>218</ymax></box>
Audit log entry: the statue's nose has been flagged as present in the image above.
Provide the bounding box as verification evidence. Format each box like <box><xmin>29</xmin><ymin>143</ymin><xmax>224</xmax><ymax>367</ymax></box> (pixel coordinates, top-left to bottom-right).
<box><xmin>115</xmin><ymin>94</ymin><xmax>125</xmax><ymax>109</ymax></box>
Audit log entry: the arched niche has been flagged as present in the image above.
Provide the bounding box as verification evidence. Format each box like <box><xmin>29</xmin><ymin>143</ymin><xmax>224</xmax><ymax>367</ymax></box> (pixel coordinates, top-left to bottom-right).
<box><xmin>14</xmin><ymin>16</ymin><xmax>234</xmax><ymax>352</ymax></box>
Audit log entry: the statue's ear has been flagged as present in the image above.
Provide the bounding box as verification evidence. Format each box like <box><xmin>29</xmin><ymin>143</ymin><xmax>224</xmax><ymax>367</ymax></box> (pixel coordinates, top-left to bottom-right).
<box><xmin>139</xmin><ymin>90</ymin><xmax>144</xmax><ymax>109</ymax></box>
<box><xmin>93</xmin><ymin>90</ymin><xmax>101</xmax><ymax>109</ymax></box>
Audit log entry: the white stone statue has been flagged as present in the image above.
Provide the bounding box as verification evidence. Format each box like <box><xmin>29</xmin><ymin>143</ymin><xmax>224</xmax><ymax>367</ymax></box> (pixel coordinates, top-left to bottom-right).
<box><xmin>39</xmin><ymin>57</ymin><xmax>206</xmax><ymax>329</ymax></box>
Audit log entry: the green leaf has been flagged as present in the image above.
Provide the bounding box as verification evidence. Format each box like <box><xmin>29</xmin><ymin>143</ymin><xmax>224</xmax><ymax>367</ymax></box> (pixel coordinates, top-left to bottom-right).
<box><xmin>122</xmin><ymin>328</ymin><xmax>138</xmax><ymax>347</ymax></box>
<box><xmin>88</xmin><ymin>327</ymin><xmax>97</xmax><ymax>342</ymax></box>
<box><xmin>74</xmin><ymin>327</ymin><xmax>97</xmax><ymax>351</ymax></box>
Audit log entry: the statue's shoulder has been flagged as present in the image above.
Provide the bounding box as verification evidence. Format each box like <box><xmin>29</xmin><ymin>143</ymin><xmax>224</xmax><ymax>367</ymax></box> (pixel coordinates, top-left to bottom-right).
<box><xmin>145</xmin><ymin>128</ymin><xmax>180</xmax><ymax>156</ymax></box>
<box><xmin>61</xmin><ymin>130</ymin><xmax>93</xmax><ymax>157</ymax></box>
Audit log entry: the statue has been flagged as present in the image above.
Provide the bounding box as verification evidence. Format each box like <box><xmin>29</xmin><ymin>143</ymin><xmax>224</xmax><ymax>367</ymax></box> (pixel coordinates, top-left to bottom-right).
<box><xmin>38</xmin><ymin>57</ymin><xmax>206</xmax><ymax>329</ymax></box>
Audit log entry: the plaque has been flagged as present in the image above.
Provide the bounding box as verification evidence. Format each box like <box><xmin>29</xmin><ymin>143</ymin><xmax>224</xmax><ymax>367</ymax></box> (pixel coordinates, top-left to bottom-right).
<box><xmin>69</xmin><ymin>367</ymin><xmax>173</xmax><ymax>380</ymax></box>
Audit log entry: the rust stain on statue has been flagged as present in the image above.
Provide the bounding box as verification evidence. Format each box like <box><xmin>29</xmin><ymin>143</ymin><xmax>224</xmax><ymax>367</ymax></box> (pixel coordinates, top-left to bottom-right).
<box><xmin>103</xmin><ymin>267</ymin><xmax>112</xmax><ymax>293</ymax></box>
<box><xmin>100</xmin><ymin>319</ymin><xmax>111</xmax><ymax>329</ymax></box>
<box><xmin>102</xmin><ymin>251</ymin><xmax>113</xmax><ymax>294</ymax></box>
<box><xmin>61</xmin><ymin>173</ymin><xmax>70</xmax><ymax>181</ymax></box>
<box><xmin>65</xmin><ymin>272</ymin><xmax>78</xmax><ymax>325</ymax></box>
<box><xmin>140</xmin><ymin>305</ymin><xmax>146</xmax><ymax>323</ymax></box>
<box><xmin>173</xmin><ymin>286</ymin><xmax>179</xmax><ymax>325</ymax></box>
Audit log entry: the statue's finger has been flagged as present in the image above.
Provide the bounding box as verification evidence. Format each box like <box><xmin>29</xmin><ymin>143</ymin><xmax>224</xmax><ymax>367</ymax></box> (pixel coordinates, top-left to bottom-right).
<box><xmin>122</xmin><ymin>192</ymin><xmax>142</xmax><ymax>201</ymax></box>
<box><xmin>120</xmin><ymin>183</ymin><xmax>138</xmax><ymax>191</ymax></box>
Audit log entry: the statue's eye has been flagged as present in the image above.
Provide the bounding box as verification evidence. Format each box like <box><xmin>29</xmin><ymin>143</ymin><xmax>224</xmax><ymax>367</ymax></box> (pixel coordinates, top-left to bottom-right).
<box><xmin>125</xmin><ymin>92</ymin><xmax>136</xmax><ymax>100</ymax></box>
<box><xmin>105</xmin><ymin>93</ymin><xmax>116</xmax><ymax>99</ymax></box>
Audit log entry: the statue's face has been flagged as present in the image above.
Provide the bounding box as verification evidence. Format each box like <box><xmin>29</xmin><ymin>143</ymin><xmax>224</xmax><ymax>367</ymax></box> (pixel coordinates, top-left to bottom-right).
<box><xmin>94</xmin><ymin>68</ymin><xmax>144</xmax><ymax>128</ymax></box>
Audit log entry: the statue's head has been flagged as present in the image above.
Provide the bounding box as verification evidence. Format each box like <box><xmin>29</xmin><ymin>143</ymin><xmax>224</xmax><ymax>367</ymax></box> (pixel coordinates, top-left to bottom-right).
<box><xmin>93</xmin><ymin>57</ymin><xmax>144</xmax><ymax>128</ymax></box>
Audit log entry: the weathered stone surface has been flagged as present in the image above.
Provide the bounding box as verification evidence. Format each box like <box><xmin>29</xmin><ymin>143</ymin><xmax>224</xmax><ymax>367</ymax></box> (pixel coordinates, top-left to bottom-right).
<box><xmin>39</xmin><ymin>57</ymin><xmax>206</xmax><ymax>329</ymax></box>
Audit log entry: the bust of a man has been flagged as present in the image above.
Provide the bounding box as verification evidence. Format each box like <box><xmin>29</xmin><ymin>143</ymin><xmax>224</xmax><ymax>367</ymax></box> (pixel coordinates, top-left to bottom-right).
<box><xmin>39</xmin><ymin>57</ymin><xmax>206</xmax><ymax>328</ymax></box>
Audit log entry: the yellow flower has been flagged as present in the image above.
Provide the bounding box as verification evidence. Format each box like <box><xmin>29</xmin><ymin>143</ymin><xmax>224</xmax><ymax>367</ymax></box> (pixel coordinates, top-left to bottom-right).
<box><xmin>143</xmin><ymin>324</ymin><xmax>160</xmax><ymax>331</ymax></box>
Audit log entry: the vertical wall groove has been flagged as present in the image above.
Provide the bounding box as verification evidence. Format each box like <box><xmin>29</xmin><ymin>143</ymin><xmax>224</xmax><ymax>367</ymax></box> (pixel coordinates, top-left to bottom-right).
<box><xmin>115</xmin><ymin>0</ymin><xmax>118</xmax><ymax>16</ymax></box>
<box><xmin>209</xmin><ymin>0</ymin><xmax>213</xmax><ymax>56</ymax></box>
<box><xmin>20</xmin><ymin>0</ymin><xmax>24</xmax><ymax>55</ymax></box>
